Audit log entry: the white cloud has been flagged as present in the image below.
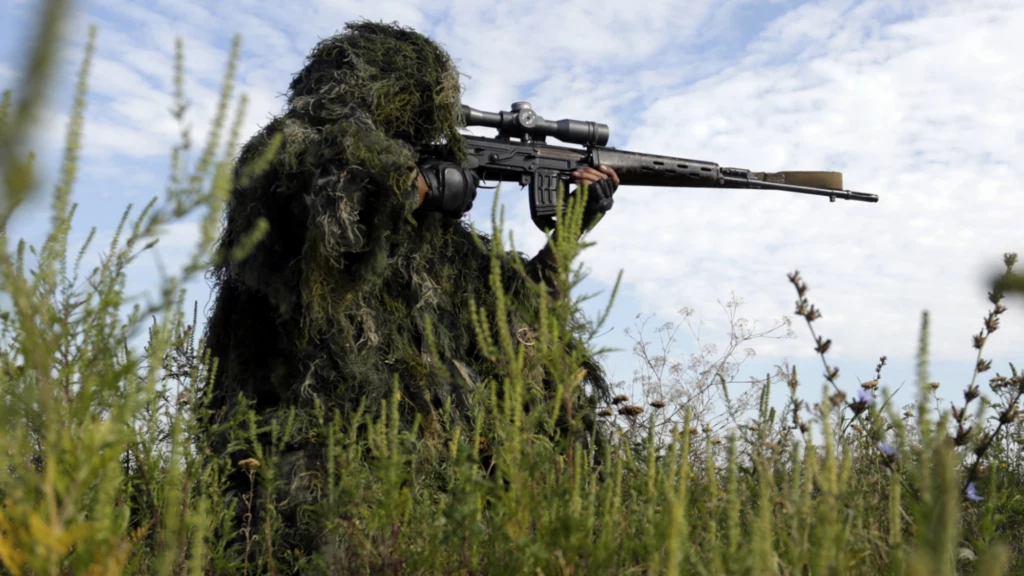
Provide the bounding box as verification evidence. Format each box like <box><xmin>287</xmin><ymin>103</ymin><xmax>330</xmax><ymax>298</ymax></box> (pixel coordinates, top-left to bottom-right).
<box><xmin>565</xmin><ymin>0</ymin><xmax>1024</xmax><ymax>364</ymax></box>
<box><xmin>4</xmin><ymin>0</ymin><xmax>1023</xmax><ymax>396</ymax></box>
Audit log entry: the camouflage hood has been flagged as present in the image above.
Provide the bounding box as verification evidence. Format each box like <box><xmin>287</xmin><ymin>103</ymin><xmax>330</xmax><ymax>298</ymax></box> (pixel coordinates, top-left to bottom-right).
<box><xmin>285</xmin><ymin>21</ymin><xmax>466</xmax><ymax>154</ymax></box>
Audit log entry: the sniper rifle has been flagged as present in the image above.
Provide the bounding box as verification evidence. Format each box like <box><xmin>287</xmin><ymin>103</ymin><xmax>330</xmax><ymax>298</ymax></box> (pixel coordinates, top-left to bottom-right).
<box><xmin>423</xmin><ymin>101</ymin><xmax>879</xmax><ymax>231</ymax></box>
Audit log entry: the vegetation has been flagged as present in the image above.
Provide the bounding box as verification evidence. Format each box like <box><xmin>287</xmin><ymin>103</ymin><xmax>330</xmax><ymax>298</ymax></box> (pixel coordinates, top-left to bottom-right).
<box><xmin>0</xmin><ymin>2</ymin><xmax>1022</xmax><ymax>574</ymax></box>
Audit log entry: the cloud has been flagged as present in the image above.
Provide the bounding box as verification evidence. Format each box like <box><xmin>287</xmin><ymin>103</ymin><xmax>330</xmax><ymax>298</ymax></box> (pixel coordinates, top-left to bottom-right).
<box><xmin>3</xmin><ymin>0</ymin><xmax>1023</xmax><ymax>399</ymax></box>
<box><xmin>564</xmin><ymin>0</ymin><xmax>1024</xmax><ymax>364</ymax></box>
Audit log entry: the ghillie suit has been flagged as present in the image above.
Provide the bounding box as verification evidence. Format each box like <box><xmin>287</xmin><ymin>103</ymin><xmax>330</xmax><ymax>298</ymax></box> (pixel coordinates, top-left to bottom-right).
<box><xmin>200</xmin><ymin>21</ymin><xmax>609</xmax><ymax>562</ymax></box>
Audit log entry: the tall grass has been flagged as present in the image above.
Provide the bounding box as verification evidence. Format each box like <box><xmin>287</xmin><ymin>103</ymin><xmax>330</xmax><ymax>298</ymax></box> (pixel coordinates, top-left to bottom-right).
<box><xmin>0</xmin><ymin>4</ymin><xmax>1022</xmax><ymax>574</ymax></box>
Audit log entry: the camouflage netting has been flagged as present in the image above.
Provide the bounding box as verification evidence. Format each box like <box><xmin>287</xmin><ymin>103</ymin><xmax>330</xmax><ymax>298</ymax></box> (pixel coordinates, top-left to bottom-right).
<box><xmin>200</xmin><ymin>21</ymin><xmax>608</xmax><ymax>556</ymax></box>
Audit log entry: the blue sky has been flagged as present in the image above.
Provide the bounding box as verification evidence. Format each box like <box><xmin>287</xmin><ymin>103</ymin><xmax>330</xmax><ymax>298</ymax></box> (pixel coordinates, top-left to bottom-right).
<box><xmin>2</xmin><ymin>0</ymin><xmax>1022</xmax><ymax>420</ymax></box>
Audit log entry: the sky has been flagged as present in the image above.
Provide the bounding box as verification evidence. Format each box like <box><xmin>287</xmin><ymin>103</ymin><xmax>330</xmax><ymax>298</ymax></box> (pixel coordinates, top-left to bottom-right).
<box><xmin>1</xmin><ymin>0</ymin><xmax>1022</xmax><ymax>418</ymax></box>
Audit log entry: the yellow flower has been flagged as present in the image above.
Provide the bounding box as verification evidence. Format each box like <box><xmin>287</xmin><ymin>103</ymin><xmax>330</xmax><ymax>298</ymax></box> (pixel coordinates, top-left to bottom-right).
<box><xmin>238</xmin><ymin>458</ymin><xmax>261</xmax><ymax>471</ymax></box>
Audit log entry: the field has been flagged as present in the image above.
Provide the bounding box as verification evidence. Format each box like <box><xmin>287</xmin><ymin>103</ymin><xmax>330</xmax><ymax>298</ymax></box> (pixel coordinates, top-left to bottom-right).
<box><xmin>0</xmin><ymin>2</ymin><xmax>1023</xmax><ymax>574</ymax></box>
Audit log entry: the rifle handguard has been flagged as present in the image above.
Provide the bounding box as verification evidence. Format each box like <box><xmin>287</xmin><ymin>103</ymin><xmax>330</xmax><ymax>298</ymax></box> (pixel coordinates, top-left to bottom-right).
<box><xmin>753</xmin><ymin>171</ymin><xmax>843</xmax><ymax>190</ymax></box>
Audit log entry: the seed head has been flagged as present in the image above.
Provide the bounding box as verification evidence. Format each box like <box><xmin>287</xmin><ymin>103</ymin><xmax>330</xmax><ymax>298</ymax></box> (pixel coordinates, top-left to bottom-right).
<box><xmin>999</xmin><ymin>406</ymin><xmax>1018</xmax><ymax>425</ymax></box>
<box><xmin>618</xmin><ymin>405</ymin><xmax>643</xmax><ymax>417</ymax></box>
<box><xmin>829</xmin><ymin>391</ymin><xmax>846</xmax><ymax>406</ymax></box>
<box><xmin>973</xmin><ymin>333</ymin><xmax>985</xmax><ymax>349</ymax></box>
<box><xmin>815</xmin><ymin>336</ymin><xmax>832</xmax><ymax>354</ymax></box>
<box><xmin>964</xmin><ymin>385</ymin><xmax>981</xmax><ymax>403</ymax></box>
<box><xmin>953</xmin><ymin>425</ymin><xmax>972</xmax><ymax>446</ymax></box>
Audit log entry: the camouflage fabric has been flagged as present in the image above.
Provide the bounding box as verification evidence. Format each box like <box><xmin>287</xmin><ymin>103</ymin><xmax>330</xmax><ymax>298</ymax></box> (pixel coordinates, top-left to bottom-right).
<box><xmin>200</xmin><ymin>21</ymin><xmax>608</xmax><ymax>559</ymax></box>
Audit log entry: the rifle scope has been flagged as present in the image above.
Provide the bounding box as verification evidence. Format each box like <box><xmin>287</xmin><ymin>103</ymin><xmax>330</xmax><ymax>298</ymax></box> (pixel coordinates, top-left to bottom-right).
<box><xmin>461</xmin><ymin>102</ymin><xmax>610</xmax><ymax>147</ymax></box>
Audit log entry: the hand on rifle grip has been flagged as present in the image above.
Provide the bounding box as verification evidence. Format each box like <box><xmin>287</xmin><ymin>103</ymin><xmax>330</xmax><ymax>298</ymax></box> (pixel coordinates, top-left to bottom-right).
<box><xmin>571</xmin><ymin>165</ymin><xmax>619</xmax><ymax>231</ymax></box>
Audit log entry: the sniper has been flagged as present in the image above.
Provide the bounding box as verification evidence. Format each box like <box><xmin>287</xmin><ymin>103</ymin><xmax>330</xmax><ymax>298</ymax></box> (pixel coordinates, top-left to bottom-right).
<box><xmin>200</xmin><ymin>20</ymin><xmax>619</xmax><ymax>560</ymax></box>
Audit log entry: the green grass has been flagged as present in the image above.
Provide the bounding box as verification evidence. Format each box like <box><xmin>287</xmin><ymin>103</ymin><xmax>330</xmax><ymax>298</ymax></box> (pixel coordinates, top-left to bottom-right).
<box><xmin>0</xmin><ymin>3</ymin><xmax>1022</xmax><ymax>574</ymax></box>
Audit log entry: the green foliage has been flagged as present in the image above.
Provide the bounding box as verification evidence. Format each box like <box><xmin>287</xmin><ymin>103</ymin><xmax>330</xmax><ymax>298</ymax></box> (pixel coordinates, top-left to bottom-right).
<box><xmin>1</xmin><ymin>3</ymin><xmax>1023</xmax><ymax>575</ymax></box>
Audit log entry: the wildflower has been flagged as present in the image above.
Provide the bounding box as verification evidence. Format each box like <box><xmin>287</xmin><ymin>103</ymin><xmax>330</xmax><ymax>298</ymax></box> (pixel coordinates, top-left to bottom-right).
<box><xmin>650</xmin><ymin>400</ymin><xmax>666</xmax><ymax>409</ymax></box>
<box><xmin>860</xmin><ymin>379</ymin><xmax>879</xmax><ymax>390</ymax></box>
<box><xmin>711</xmin><ymin>437</ymin><xmax>722</xmax><ymax>445</ymax></box>
<box><xmin>598</xmin><ymin>409</ymin><xmax>613</xmax><ymax>417</ymax></box>
<box><xmin>877</xmin><ymin>442</ymin><xmax>897</xmax><ymax>457</ymax></box>
<box><xmin>856</xmin><ymin>390</ymin><xmax>875</xmax><ymax>407</ymax></box>
<box><xmin>612</xmin><ymin>394</ymin><xmax>629</xmax><ymax>405</ymax></box>
<box><xmin>929</xmin><ymin>382</ymin><xmax>940</xmax><ymax>391</ymax></box>
<box><xmin>965</xmin><ymin>482</ymin><xmax>983</xmax><ymax>502</ymax></box>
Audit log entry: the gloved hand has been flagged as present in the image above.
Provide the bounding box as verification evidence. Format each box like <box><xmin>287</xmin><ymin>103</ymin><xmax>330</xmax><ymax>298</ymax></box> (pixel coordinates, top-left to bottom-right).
<box><xmin>417</xmin><ymin>159</ymin><xmax>480</xmax><ymax>218</ymax></box>
<box><xmin>570</xmin><ymin>165</ymin><xmax>619</xmax><ymax>231</ymax></box>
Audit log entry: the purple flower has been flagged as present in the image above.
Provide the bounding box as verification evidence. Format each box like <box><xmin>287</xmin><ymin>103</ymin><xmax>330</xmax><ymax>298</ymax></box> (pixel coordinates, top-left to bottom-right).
<box><xmin>877</xmin><ymin>442</ymin><xmax>897</xmax><ymax>457</ymax></box>
<box><xmin>856</xmin><ymin>390</ymin><xmax>875</xmax><ymax>406</ymax></box>
<box><xmin>965</xmin><ymin>482</ymin><xmax>983</xmax><ymax>502</ymax></box>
